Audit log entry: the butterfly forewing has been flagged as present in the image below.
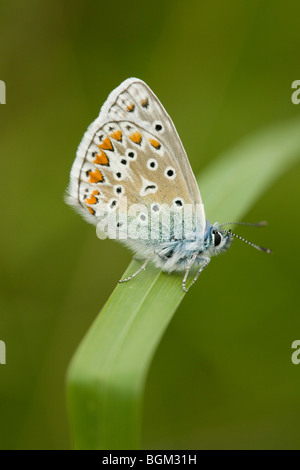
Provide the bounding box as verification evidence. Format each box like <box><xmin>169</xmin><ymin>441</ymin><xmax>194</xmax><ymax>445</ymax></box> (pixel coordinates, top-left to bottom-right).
<box><xmin>106</xmin><ymin>79</ymin><xmax>202</xmax><ymax>205</ymax></box>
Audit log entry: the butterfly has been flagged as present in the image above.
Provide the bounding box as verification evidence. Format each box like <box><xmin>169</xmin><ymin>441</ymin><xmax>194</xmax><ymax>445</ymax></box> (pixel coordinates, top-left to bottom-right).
<box><xmin>66</xmin><ymin>78</ymin><xmax>271</xmax><ymax>292</ymax></box>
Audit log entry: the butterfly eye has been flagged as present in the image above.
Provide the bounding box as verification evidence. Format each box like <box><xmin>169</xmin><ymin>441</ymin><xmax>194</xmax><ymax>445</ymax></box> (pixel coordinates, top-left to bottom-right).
<box><xmin>213</xmin><ymin>230</ymin><xmax>222</xmax><ymax>247</ymax></box>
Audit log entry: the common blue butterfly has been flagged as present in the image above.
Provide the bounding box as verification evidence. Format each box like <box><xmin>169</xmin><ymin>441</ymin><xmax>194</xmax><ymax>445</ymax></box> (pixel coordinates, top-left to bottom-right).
<box><xmin>66</xmin><ymin>78</ymin><xmax>270</xmax><ymax>292</ymax></box>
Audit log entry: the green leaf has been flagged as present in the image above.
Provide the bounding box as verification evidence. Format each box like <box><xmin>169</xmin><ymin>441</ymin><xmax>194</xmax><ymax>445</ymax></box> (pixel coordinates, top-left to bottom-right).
<box><xmin>66</xmin><ymin>118</ymin><xmax>300</xmax><ymax>449</ymax></box>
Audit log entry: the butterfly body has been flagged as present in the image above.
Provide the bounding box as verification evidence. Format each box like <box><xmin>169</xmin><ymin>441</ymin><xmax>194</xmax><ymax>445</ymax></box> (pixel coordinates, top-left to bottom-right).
<box><xmin>66</xmin><ymin>78</ymin><xmax>267</xmax><ymax>291</ymax></box>
<box><xmin>120</xmin><ymin>220</ymin><xmax>232</xmax><ymax>273</ymax></box>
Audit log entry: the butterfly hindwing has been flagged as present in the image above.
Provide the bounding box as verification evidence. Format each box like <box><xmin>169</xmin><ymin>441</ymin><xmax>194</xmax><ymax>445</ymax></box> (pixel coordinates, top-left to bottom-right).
<box><xmin>67</xmin><ymin>78</ymin><xmax>205</xmax><ymax>233</ymax></box>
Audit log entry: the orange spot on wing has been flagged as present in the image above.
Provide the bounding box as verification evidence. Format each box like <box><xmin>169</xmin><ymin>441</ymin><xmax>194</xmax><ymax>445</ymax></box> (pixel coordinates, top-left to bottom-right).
<box><xmin>126</xmin><ymin>103</ymin><xmax>135</xmax><ymax>112</ymax></box>
<box><xmin>99</xmin><ymin>137</ymin><xmax>113</xmax><ymax>151</ymax></box>
<box><xmin>149</xmin><ymin>138</ymin><xmax>161</xmax><ymax>149</ymax></box>
<box><xmin>110</xmin><ymin>130</ymin><xmax>122</xmax><ymax>141</ymax></box>
<box><xmin>88</xmin><ymin>169</ymin><xmax>104</xmax><ymax>183</ymax></box>
<box><xmin>85</xmin><ymin>195</ymin><xmax>97</xmax><ymax>205</ymax></box>
<box><xmin>141</xmin><ymin>98</ymin><xmax>149</xmax><ymax>108</ymax></box>
<box><xmin>93</xmin><ymin>150</ymin><xmax>109</xmax><ymax>165</ymax></box>
<box><xmin>88</xmin><ymin>207</ymin><xmax>95</xmax><ymax>215</ymax></box>
<box><xmin>129</xmin><ymin>131</ymin><xmax>142</xmax><ymax>145</ymax></box>
<box><xmin>92</xmin><ymin>190</ymin><xmax>100</xmax><ymax>196</ymax></box>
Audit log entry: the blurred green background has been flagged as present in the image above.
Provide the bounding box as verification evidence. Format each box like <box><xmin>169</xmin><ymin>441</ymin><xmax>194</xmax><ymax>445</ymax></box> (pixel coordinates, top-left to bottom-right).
<box><xmin>0</xmin><ymin>0</ymin><xmax>300</xmax><ymax>449</ymax></box>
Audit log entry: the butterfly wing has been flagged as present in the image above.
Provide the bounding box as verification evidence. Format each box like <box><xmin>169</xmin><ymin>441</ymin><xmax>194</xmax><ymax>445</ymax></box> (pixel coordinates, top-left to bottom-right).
<box><xmin>66</xmin><ymin>78</ymin><xmax>205</xmax><ymax>235</ymax></box>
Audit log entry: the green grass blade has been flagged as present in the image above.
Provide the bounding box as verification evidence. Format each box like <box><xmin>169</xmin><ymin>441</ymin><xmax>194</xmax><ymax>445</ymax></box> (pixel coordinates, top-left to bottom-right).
<box><xmin>66</xmin><ymin>118</ymin><xmax>300</xmax><ymax>449</ymax></box>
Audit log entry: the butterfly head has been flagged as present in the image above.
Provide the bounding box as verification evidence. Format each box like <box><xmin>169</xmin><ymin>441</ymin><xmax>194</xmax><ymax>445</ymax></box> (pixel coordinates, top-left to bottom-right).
<box><xmin>206</xmin><ymin>221</ymin><xmax>272</xmax><ymax>256</ymax></box>
<box><xmin>207</xmin><ymin>224</ymin><xmax>233</xmax><ymax>256</ymax></box>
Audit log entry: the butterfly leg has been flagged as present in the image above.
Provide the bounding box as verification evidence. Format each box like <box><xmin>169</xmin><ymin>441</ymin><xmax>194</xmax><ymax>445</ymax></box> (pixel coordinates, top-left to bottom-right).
<box><xmin>119</xmin><ymin>254</ymin><xmax>153</xmax><ymax>284</ymax></box>
<box><xmin>182</xmin><ymin>252</ymin><xmax>198</xmax><ymax>293</ymax></box>
<box><xmin>182</xmin><ymin>256</ymin><xmax>210</xmax><ymax>293</ymax></box>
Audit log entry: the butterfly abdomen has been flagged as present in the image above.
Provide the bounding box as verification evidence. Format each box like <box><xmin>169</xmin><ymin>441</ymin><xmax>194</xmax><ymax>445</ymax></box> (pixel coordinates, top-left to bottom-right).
<box><xmin>152</xmin><ymin>237</ymin><xmax>206</xmax><ymax>272</ymax></box>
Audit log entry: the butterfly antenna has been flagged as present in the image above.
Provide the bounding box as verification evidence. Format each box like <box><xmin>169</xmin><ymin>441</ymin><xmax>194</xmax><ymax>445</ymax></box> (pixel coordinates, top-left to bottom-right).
<box><xmin>219</xmin><ymin>221</ymin><xmax>267</xmax><ymax>228</ymax></box>
<box><xmin>226</xmin><ymin>229</ymin><xmax>272</xmax><ymax>254</ymax></box>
